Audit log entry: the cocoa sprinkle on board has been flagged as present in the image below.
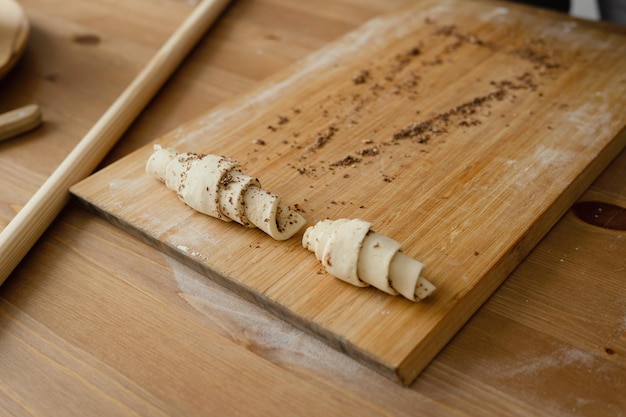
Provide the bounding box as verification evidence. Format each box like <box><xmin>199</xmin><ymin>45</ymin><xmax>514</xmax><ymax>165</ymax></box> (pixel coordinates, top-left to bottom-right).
<box><xmin>356</xmin><ymin>146</ymin><xmax>380</xmax><ymax>157</ymax></box>
<box><xmin>330</xmin><ymin>155</ymin><xmax>362</xmax><ymax>167</ymax></box>
<box><xmin>513</xmin><ymin>46</ymin><xmax>561</xmax><ymax>69</ymax></box>
<box><xmin>392</xmin><ymin>73</ymin><xmax>537</xmax><ymax>143</ymax></box>
<box><xmin>352</xmin><ymin>70</ymin><xmax>370</xmax><ymax>85</ymax></box>
<box><xmin>278</xmin><ymin>21</ymin><xmax>554</xmax><ymax>182</ymax></box>
<box><xmin>434</xmin><ymin>24</ymin><xmax>488</xmax><ymax>47</ymax></box>
<box><xmin>307</xmin><ymin>125</ymin><xmax>339</xmax><ymax>152</ymax></box>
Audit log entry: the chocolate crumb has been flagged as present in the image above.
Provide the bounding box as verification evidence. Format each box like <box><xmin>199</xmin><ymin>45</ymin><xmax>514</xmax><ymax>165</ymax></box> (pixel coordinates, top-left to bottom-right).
<box><xmin>434</xmin><ymin>24</ymin><xmax>488</xmax><ymax>48</ymax></box>
<box><xmin>221</xmin><ymin>174</ymin><xmax>234</xmax><ymax>189</ymax></box>
<box><xmin>356</xmin><ymin>146</ymin><xmax>379</xmax><ymax>157</ymax></box>
<box><xmin>382</xmin><ymin>174</ymin><xmax>395</xmax><ymax>183</ymax></box>
<box><xmin>307</xmin><ymin>126</ymin><xmax>338</xmax><ymax>152</ymax></box>
<box><xmin>353</xmin><ymin>70</ymin><xmax>370</xmax><ymax>85</ymax></box>
<box><xmin>459</xmin><ymin>119</ymin><xmax>482</xmax><ymax>127</ymax></box>
<box><xmin>330</xmin><ymin>155</ymin><xmax>361</xmax><ymax>167</ymax></box>
<box><xmin>252</xmin><ymin>139</ymin><xmax>266</xmax><ymax>145</ymax></box>
<box><xmin>387</xmin><ymin>46</ymin><xmax>422</xmax><ymax>78</ymax></box>
<box><xmin>512</xmin><ymin>44</ymin><xmax>561</xmax><ymax>69</ymax></box>
<box><xmin>392</xmin><ymin>74</ymin><xmax>536</xmax><ymax>143</ymax></box>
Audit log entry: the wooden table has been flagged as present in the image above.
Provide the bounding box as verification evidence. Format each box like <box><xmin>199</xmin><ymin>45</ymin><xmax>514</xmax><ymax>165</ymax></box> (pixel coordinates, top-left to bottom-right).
<box><xmin>1</xmin><ymin>0</ymin><xmax>624</xmax><ymax>415</ymax></box>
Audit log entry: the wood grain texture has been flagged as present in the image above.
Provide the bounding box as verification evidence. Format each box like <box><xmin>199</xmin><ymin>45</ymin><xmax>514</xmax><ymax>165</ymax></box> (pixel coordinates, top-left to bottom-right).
<box><xmin>71</xmin><ymin>0</ymin><xmax>626</xmax><ymax>384</ymax></box>
<box><xmin>0</xmin><ymin>0</ymin><xmax>234</xmax><ymax>285</ymax></box>
<box><xmin>0</xmin><ymin>0</ymin><xmax>194</xmax><ymax>229</ymax></box>
<box><xmin>2</xmin><ymin>0</ymin><xmax>626</xmax><ymax>415</ymax></box>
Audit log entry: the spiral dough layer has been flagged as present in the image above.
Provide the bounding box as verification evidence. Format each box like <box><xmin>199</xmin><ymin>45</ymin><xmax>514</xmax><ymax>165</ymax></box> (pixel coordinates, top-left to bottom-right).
<box><xmin>303</xmin><ymin>218</ymin><xmax>435</xmax><ymax>301</ymax></box>
<box><xmin>146</xmin><ymin>145</ymin><xmax>306</xmax><ymax>240</ymax></box>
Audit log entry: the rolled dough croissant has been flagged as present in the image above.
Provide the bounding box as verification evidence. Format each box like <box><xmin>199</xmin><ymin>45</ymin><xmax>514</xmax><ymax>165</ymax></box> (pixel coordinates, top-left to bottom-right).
<box><xmin>303</xmin><ymin>218</ymin><xmax>435</xmax><ymax>301</ymax></box>
<box><xmin>146</xmin><ymin>145</ymin><xmax>306</xmax><ymax>240</ymax></box>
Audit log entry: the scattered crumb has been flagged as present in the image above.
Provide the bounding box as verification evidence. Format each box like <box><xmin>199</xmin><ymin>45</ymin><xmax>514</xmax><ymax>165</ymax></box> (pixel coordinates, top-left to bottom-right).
<box><xmin>356</xmin><ymin>147</ymin><xmax>379</xmax><ymax>157</ymax></box>
<box><xmin>330</xmin><ymin>155</ymin><xmax>361</xmax><ymax>167</ymax></box>
<box><xmin>307</xmin><ymin>126</ymin><xmax>338</xmax><ymax>152</ymax></box>
<box><xmin>352</xmin><ymin>70</ymin><xmax>370</xmax><ymax>84</ymax></box>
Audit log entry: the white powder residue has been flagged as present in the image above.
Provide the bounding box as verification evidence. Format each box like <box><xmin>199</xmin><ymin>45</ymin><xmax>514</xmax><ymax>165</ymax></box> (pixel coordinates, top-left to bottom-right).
<box><xmin>534</xmin><ymin>145</ymin><xmax>578</xmax><ymax>169</ymax></box>
<box><xmin>162</xmin><ymin>255</ymin><xmax>420</xmax><ymax>398</ymax></box>
<box><xmin>105</xmin><ymin>178</ymin><xmax>154</xmax><ymax>212</ymax></box>
<box><xmin>108</xmin><ymin>179</ymin><xmax>129</xmax><ymax>190</ymax></box>
<box><xmin>565</xmin><ymin>101</ymin><xmax>615</xmax><ymax>145</ymax></box>
<box><xmin>167</xmin><ymin>255</ymin><xmax>366</xmax><ymax>375</ymax></box>
<box><xmin>620</xmin><ymin>314</ymin><xmax>626</xmax><ymax>333</ymax></box>
<box><xmin>503</xmin><ymin>346</ymin><xmax>596</xmax><ymax>378</ymax></box>
<box><xmin>107</xmin><ymin>178</ymin><xmax>147</xmax><ymax>200</ymax></box>
<box><xmin>167</xmin><ymin>222</ymin><xmax>220</xmax><ymax>248</ymax></box>
<box><xmin>560</xmin><ymin>21</ymin><xmax>578</xmax><ymax>33</ymax></box>
<box><xmin>479</xmin><ymin>7</ymin><xmax>509</xmax><ymax>22</ymax></box>
<box><xmin>171</xmin><ymin>105</ymin><xmax>239</xmax><ymax>146</ymax></box>
<box><xmin>509</xmin><ymin>145</ymin><xmax>582</xmax><ymax>191</ymax></box>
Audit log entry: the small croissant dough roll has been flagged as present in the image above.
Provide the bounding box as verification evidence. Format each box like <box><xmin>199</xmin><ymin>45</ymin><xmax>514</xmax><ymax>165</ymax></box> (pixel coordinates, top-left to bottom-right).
<box><xmin>146</xmin><ymin>145</ymin><xmax>306</xmax><ymax>240</ymax></box>
<box><xmin>303</xmin><ymin>218</ymin><xmax>436</xmax><ymax>301</ymax></box>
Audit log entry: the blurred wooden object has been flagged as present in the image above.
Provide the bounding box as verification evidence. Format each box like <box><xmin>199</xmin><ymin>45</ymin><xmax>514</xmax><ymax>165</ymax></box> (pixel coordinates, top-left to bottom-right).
<box><xmin>0</xmin><ymin>0</ymin><xmax>232</xmax><ymax>285</ymax></box>
<box><xmin>0</xmin><ymin>0</ymin><xmax>624</xmax><ymax>415</ymax></box>
<box><xmin>0</xmin><ymin>103</ymin><xmax>41</xmax><ymax>141</ymax></box>
<box><xmin>0</xmin><ymin>0</ymin><xmax>29</xmax><ymax>78</ymax></box>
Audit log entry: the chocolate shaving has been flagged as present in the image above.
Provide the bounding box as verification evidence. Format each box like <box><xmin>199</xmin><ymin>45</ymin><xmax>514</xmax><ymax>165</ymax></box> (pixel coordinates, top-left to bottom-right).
<box><xmin>353</xmin><ymin>70</ymin><xmax>370</xmax><ymax>85</ymax></box>
<box><xmin>307</xmin><ymin>126</ymin><xmax>338</xmax><ymax>152</ymax></box>
<box><xmin>330</xmin><ymin>155</ymin><xmax>361</xmax><ymax>167</ymax></box>
<box><xmin>393</xmin><ymin>73</ymin><xmax>536</xmax><ymax>143</ymax></box>
<box><xmin>512</xmin><ymin>42</ymin><xmax>561</xmax><ymax>69</ymax></box>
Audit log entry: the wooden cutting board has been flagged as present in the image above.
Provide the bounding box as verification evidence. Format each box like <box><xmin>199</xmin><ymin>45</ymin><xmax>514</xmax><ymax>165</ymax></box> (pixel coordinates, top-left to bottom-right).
<box><xmin>71</xmin><ymin>0</ymin><xmax>626</xmax><ymax>384</ymax></box>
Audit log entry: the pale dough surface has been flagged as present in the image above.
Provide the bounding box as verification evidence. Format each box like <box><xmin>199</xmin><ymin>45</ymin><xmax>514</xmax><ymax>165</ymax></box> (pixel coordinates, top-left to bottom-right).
<box><xmin>303</xmin><ymin>218</ymin><xmax>435</xmax><ymax>301</ymax></box>
<box><xmin>146</xmin><ymin>145</ymin><xmax>306</xmax><ymax>240</ymax></box>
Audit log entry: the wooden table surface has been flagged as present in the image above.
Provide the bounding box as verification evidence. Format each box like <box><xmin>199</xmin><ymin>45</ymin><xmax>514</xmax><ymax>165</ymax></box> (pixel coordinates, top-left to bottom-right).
<box><xmin>1</xmin><ymin>0</ymin><xmax>624</xmax><ymax>416</ymax></box>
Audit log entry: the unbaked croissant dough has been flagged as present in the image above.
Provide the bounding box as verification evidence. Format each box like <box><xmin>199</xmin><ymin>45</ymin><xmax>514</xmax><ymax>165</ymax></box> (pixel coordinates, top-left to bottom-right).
<box><xmin>303</xmin><ymin>218</ymin><xmax>435</xmax><ymax>301</ymax></box>
<box><xmin>146</xmin><ymin>145</ymin><xmax>306</xmax><ymax>240</ymax></box>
